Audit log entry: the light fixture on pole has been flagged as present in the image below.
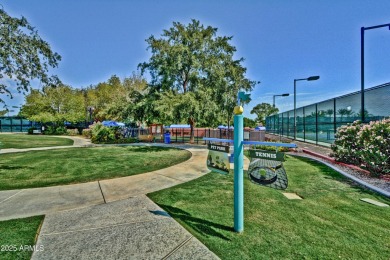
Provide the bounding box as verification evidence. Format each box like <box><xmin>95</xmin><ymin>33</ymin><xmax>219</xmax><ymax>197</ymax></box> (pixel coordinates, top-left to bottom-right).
<box><xmin>361</xmin><ymin>22</ymin><xmax>390</xmax><ymax>123</ymax></box>
<box><xmin>273</xmin><ymin>93</ymin><xmax>289</xmax><ymax>108</ymax></box>
<box><xmin>294</xmin><ymin>76</ymin><xmax>320</xmax><ymax>140</ymax></box>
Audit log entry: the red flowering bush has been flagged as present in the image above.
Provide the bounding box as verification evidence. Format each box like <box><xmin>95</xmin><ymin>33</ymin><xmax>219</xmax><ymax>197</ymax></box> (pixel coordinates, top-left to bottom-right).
<box><xmin>331</xmin><ymin>118</ymin><xmax>390</xmax><ymax>177</ymax></box>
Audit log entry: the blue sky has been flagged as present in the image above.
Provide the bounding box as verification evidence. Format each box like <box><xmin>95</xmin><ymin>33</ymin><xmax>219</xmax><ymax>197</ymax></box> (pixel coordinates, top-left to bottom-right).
<box><xmin>2</xmin><ymin>0</ymin><xmax>390</xmax><ymax>118</ymax></box>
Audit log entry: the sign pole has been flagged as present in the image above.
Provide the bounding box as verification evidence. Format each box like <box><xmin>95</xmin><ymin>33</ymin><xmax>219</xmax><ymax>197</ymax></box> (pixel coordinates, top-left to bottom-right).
<box><xmin>233</xmin><ymin>104</ymin><xmax>244</xmax><ymax>232</ymax></box>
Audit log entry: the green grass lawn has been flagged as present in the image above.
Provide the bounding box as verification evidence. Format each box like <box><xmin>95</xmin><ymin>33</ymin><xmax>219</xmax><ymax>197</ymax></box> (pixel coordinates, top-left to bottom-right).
<box><xmin>0</xmin><ymin>146</ymin><xmax>191</xmax><ymax>190</ymax></box>
<box><xmin>0</xmin><ymin>216</ymin><xmax>44</xmax><ymax>260</ymax></box>
<box><xmin>0</xmin><ymin>134</ymin><xmax>74</xmax><ymax>149</ymax></box>
<box><xmin>148</xmin><ymin>155</ymin><xmax>390</xmax><ymax>259</ymax></box>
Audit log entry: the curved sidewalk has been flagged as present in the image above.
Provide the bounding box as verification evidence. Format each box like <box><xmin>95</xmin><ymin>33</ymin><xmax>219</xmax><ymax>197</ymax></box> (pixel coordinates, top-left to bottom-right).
<box><xmin>1</xmin><ymin>142</ymin><xmax>219</xmax><ymax>259</ymax></box>
<box><xmin>0</xmin><ymin>144</ymin><xmax>209</xmax><ymax>221</ymax></box>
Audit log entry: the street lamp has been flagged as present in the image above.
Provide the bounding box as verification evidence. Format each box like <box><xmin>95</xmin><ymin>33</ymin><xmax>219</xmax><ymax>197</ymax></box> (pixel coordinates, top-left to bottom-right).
<box><xmin>361</xmin><ymin>23</ymin><xmax>390</xmax><ymax>123</ymax></box>
<box><xmin>87</xmin><ymin>106</ymin><xmax>95</xmax><ymax>123</ymax></box>
<box><xmin>273</xmin><ymin>93</ymin><xmax>289</xmax><ymax>108</ymax></box>
<box><xmin>294</xmin><ymin>76</ymin><xmax>320</xmax><ymax>140</ymax></box>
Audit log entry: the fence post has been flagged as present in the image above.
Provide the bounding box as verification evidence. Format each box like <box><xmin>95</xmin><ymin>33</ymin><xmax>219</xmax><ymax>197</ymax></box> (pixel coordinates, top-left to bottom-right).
<box><xmin>303</xmin><ymin>107</ymin><xmax>306</xmax><ymax>142</ymax></box>
<box><xmin>333</xmin><ymin>98</ymin><xmax>337</xmax><ymax>138</ymax></box>
<box><xmin>315</xmin><ymin>104</ymin><xmax>318</xmax><ymax>145</ymax></box>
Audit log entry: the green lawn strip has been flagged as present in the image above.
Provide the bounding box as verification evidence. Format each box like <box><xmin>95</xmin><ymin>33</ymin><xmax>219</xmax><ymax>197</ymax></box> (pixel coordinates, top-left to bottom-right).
<box><xmin>0</xmin><ymin>216</ymin><xmax>44</xmax><ymax>260</ymax></box>
<box><xmin>148</xmin><ymin>155</ymin><xmax>390</xmax><ymax>259</ymax></box>
<box><xmin>0</xmin><ymin>146</ymin><xmax>191</xmax><ymax>190</ymax></box>
<box><xmin>0</xmin><ymin>134</ymin><xmax>74</xmax><ymax>149</ymax></box>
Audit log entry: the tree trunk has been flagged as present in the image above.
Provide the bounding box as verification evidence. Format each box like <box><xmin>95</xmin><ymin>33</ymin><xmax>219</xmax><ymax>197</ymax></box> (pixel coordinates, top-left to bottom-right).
<box><xmin>189</xmin><ymin>117</ymin><xmax>195</xmax><ymax>144</ymax></box>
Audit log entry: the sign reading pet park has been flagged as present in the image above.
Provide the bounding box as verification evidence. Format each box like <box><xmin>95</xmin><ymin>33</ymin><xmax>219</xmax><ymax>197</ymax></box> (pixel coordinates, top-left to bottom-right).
<box><xmin>207</xmin><ymin>144</ymin><xmax>230</xmax><ymax>175</ymax></box>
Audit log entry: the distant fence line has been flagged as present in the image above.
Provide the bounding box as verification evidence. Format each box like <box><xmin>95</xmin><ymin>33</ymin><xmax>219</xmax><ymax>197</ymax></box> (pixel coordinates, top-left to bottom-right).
<box><xmin>122</xmin><ymin>127</ymin><xmax>265</xmax><ymax>144</ymax></box>
<box><xmin>266</xmin><ymin>82</ymin><xmax>390</xmax><ymax>145</ymax></box>
<box><xmin>0</xmin><ymin>120</ymin><xmax>265</xmax><ymax>145</ymax></box>
<box><xmin>0</xmin><ymin>118</ymin><xmax>89</xmax><ymax>133</ymax></box>
<box><xmin>0</xmin><ymin>117</ymin><xmax>37</xmax><ymax>132</ymax></box>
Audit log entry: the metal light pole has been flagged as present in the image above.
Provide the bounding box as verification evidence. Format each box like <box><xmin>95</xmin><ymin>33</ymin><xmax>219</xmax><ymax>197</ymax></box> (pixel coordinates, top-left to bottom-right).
<box><xmin>273</xmin><ymin>93</ymin><xmax>289</xmax><ymax>108</ymax></box>
<box><xmin>294</xmin><ymin>76</ymin><xmax>320</xmax><ymax>140</ymax></box>
<box><xmin>361</xmin><ymin>23</ymin><xmax>390</xmax><ymax>123</ymax></box>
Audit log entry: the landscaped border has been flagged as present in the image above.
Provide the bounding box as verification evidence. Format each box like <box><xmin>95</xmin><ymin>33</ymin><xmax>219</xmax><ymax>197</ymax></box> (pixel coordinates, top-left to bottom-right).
<box><xmin>290</xmin><ymin>152</ymin><xmax>390</xmax><ymax>198</ymax></box>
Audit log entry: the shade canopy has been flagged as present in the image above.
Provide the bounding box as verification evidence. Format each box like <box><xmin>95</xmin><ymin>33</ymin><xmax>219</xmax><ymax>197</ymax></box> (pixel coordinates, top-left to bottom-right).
<box><xmin>168</xmin><ymin>124</ymin><xmax>191</xmax><ymax>128</ymax></box>
<box><xmin>102</xmin><ymin>121</ymin><xmax>125</xmax><ymax>127</ymax></box>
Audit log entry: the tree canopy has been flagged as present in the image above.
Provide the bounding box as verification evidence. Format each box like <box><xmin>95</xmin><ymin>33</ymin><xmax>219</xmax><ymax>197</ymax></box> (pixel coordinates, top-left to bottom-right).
<box><xmin>250</xmin><ymin>103</ymin><xmax>278</xmax><ymax>125</ymax></box>
<box><xmin>0</xmin><ymin>8</ymin><xmax>61</xmax><ymax>103</ymax></box>
<box><xmin>21</xmin><ymin>85</ymin><xmax>85</xmax><ymax>124</ymax></box>
<box><xmin>20</xmin><ymin>73</ymin><xmax>148</xmax><ymax>125</ymax></box>
<box><xmin>139</xmin><ymin>19</ymin><xmax>257</xmax><ymax>141</ymax></box>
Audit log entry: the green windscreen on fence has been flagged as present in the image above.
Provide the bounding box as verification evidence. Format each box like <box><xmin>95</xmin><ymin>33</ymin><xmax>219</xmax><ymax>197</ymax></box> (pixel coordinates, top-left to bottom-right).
<box><xmin>266</xmin><ymin>82</ymin><xmax>390</xmax><ymax>145</ymax></box>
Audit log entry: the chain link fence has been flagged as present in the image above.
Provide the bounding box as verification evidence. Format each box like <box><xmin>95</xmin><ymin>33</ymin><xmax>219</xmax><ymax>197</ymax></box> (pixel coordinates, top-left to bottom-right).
<box><xmin>266</xmin><ymin>82</ymin><xmax>390</xmax><ymax>146</ymax></box>
<box><xmin>0</xmin><ymin>117</ymin><xmax>39</xmax><ymax>132</ymax></box>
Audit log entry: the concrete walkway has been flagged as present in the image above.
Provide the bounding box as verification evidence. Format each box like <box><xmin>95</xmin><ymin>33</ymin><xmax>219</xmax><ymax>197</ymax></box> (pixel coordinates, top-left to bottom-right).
<box><xmin>0</xmin><ymin>139</ymin><xmax>219</xmax><ymax>259</ymax></box>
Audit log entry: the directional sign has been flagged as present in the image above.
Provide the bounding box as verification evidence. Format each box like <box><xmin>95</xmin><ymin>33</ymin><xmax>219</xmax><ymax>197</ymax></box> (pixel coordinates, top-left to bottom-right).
<box><xmin>207</xmin><ymin>144</ymin><xmax>230</xmax><ymax>175</ymax></box>
<box><xmin>247</xmin><ymin>149</ymin><xmax>288</xmax><ymax>190</ymax></box>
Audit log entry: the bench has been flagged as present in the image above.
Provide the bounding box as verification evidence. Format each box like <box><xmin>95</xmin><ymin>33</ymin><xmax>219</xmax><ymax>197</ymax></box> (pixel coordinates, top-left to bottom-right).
<box><xmin>33</xmin><ymin>130</ymin><xmax>42</xmax><ymax>134</ymax></box>
<box><xmin>138</xmin><ymin>134</ymin><xmax>154</xmax><ymax>142</ymax></box>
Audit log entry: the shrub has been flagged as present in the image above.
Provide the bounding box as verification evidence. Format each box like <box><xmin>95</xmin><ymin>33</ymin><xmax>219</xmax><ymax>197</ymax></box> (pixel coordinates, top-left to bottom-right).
<box><xmin>254</xmin><ymin>141</ymin><xmax>292</xmax><ymax>152</ymax></box>
<box><xmin>90</xmin><ymin>123</ymin><xmax>115</xmax><ymax>143</ymax></box>
<box><xmin>89</xmin><ymin>122</ymin><xmax>139</xmax><ymax>144</ymax></box>
<box><xmin>27</xmin><ymin>127</ymin><xmax>37</xmax><ymax>135</ymax></box>
<box><xmin>44</xmin><ymin>125</ymin><xmax>67</xmax><ymax>135</ymax></box>
<box><xmin>330</xmin><ymin>120</ymin><xmax>362</xmax><ymax>165</ymax></box>
<box><xmin>82</xmin><ymin>128</ymin><xmax>92</xmax><ymax>138</ymax></box>
<box><xmin>331</xmin><ymin>119</ymin><xmax>390</xmax><ymax>177</ymax></box>
<box><xmin>356</xmin><ymin>119</ymin><xmax>390</xmax><ymax>176</ymax></box>
<box><xmin>66</xmin><ymin>129</ymin><xmax>79</xmax><ymax>136</ymax></box>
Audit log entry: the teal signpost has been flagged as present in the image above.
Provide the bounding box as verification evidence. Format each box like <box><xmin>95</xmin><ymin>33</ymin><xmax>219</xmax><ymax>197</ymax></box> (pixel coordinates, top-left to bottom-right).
<box><xmin>204</xmin><ymin>91</ymin><xmax>297</xmax><ymax>233</ymax></box>
<box><xmin>233</xmin><ymin>111</ymin><xmax>244</xmax><ymax>232</ymax></box>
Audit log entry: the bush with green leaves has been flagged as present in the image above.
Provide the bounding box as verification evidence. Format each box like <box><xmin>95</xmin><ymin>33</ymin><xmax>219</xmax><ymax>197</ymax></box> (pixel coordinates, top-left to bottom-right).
<box><xmin>66</xmin><ymin>129</ymin><xmax>79</xmax><ymax>136</ymax></box>
<box><xmin>356</xmin><ymin>119</ymin><xmax>390</xmax><ymax>176</ymax></box>
<box><xmin>89</xmin><ymin>122</ymin><xmax>141</xmax><ymax>144</ymax></box>
<box><xmin>82</xmin><ymin>128</ymin><xmax>92</xmax><ymax>138</ymax></box>
<box><xmin>331</xmin><ymin>119</ymin><xmax>390</xmax><ymax>177</ymax></box>
<box><xmin>27</xmin><ymin>127</ymin><xmax>37</xmax><ymax>135</ymax></box>
<box><xmin>90</xmin><ymin>122</ymin><xmax>115</xmax><ymax>143</ymax></box>
<box><xmin>254</xmin><ymin>141</ymin><xmax>291</xmax><ymax>153</ymax></box>
<box><xmin>330</xmin><ymin>120</ymin><xmax>362</xmax><ymax>165</ymax></box>
<box><xmin>44</xmin><ymin>125</ymin><xmax>67</xmax><ymax>135</ymax></box>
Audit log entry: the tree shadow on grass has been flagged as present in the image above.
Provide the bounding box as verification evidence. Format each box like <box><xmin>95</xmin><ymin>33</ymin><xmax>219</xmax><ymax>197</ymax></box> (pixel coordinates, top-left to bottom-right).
<box><xmin>124</xmin><ymin>146</ymin><xmax>174</xmax><ymax>153</ymax></box>
<box><xmin>154</xmin><ymin>204</ymin><xmax>232</xmax><ymax>241</ymax></box>
<box><xmin>0</xmin><ymin>164</ymin><xmax>32</xmax><ymax>170</ymax></box>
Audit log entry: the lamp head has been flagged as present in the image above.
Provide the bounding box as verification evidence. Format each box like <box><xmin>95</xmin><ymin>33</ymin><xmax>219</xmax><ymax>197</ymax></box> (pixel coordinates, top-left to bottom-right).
<box><xmin>307</xmin><ymin>76</ymin><xmax>320</xmax><ymax>81</ymax></box>
<box><xmin>282</xmin><ymin>93</ymin><xmax>289</xmax><ymax>97</ymax></box>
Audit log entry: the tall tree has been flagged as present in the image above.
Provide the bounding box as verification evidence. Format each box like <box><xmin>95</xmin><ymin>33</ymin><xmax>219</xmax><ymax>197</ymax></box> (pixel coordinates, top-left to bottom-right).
<box><xmin>0</xmin><ymin>8</ymin><xmax>61</xmax><ymax>102</ymax></box>
<box><xmin>21</xmin><ymin>85</ymin><xmax>85</xmax><ymax>124</ymax></box>
<box><xmin>250</xmin><ymin>103</ymin><xmax>278</xmax><ymax>125</ymax></box>
<box><xmin>139</xmin><ymin>19</ymin><xmax>256</xmax><ymax>142</ymax></box>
